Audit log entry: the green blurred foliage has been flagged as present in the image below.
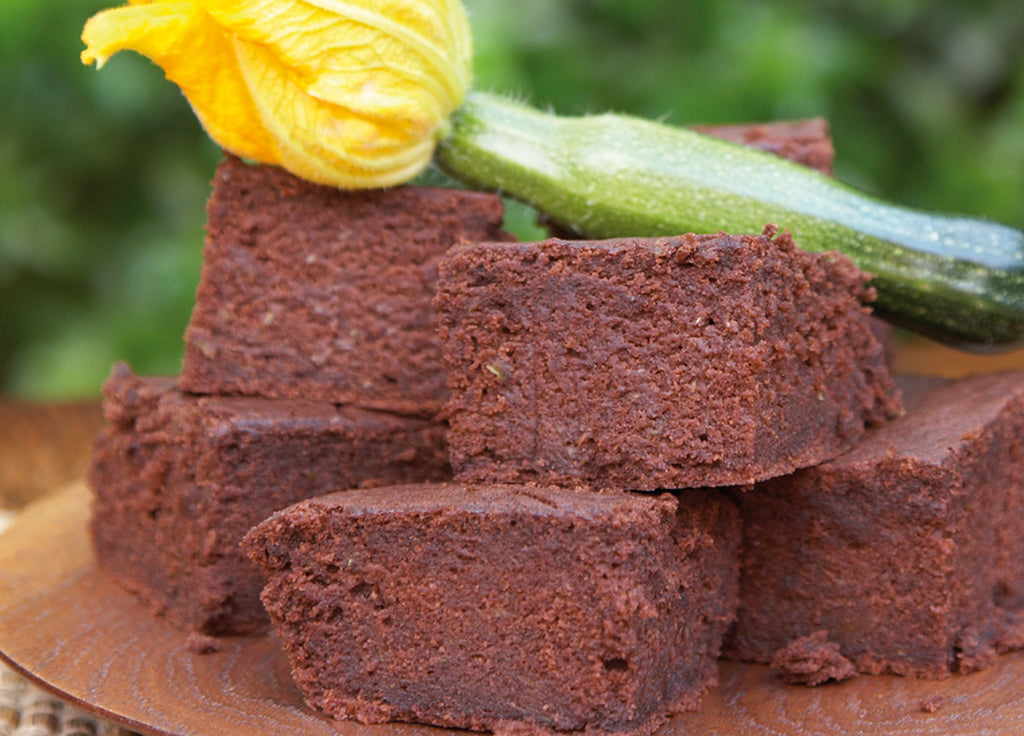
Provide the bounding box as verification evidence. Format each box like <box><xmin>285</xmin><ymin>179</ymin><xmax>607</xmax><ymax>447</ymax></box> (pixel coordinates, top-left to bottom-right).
<box><xmin>2</xmin><ymin>0</ymin><xmax>1022</xmax><ymax>398</ymax></box>
<box><xmin>1</xmin><ymin>0</ymin><xmax>220</xmax><ymax>398</ymax></box>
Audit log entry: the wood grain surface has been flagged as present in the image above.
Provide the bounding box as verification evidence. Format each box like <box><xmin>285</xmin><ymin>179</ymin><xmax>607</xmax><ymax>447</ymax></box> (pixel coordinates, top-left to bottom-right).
<box><xmin>891</xmin><ymin>335</ymin><xmax>1024</xmax><ymax>378</ymax></box>
<box><xmin>1</xmin><ymin>483</ymin><xmax>1023</xmax><ymax>736</ymax></box>
<box><xmin>0</xmin><ymin>399</ymin><xmax>102</xmax><ymax>509</ymax></box>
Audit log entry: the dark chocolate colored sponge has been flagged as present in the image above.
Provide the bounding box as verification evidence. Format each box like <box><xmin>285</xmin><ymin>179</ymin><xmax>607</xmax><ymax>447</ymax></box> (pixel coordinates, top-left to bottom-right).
<box><xmin>88</xmin><ymin>364</ymin><xmax>450</xmax><ymax>635</ymax></box>
<box><xmin>244</xmin><ymin>483</ymin><xmax>741</xmax><ymax>736</ymax></box>
<box><xmin>769</xmin><ymin>631</ymin><xmax>856</xmax><ymax>686</ymax></box>
<box><xmin>179</xmin><ymin>155</ymin><xmax>513</xmax><ymax>417</ymax></box>
<box><xmin>435</xmin><ymin>229</ymin><xmax>901</xmax><ymax>490</ymax></box>
<box><xmin>727</xmin><ymin>372</ymin><xmax>1024</xmax><ymax>678</ymax></box>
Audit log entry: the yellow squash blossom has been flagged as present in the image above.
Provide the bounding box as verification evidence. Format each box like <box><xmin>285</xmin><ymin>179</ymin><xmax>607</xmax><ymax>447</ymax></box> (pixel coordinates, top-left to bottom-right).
<box><xmin>82</xmin><ymin>0</ymin><xmax>473</xmax><ymax>189</ymax></box>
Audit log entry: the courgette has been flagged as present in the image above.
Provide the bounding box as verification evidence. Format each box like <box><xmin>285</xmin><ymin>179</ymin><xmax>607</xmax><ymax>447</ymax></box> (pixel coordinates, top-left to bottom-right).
<box><xmin>435</xmin><ymin>91</ymin><xmax>1024</xmax><ymax>351</ymax></box>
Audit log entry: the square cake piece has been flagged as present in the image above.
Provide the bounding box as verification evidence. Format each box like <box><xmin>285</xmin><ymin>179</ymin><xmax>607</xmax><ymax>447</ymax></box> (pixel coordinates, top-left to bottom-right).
<box><xmin>243</xmin><ymin>483</ymin><xmax>740</xmax><ymax>736</ymax></box>
<box><xmin>178</xmin><ymin>155</ymin><xmax>513</xmax><ymax>417</ymax></box>
<box><xmin>726</xmin><ymin>372</ymin><xmax>1024</xmax><ymax>678</ymax></box>
<box><xmin>435</xmin><ymin>228</ymin><xmax>901</xmax><ymax>490</ymax></box>
<box><xmin>88</xmin><ymin>364</ymin><xmax>451</xmax><ymax>635</ymax></box>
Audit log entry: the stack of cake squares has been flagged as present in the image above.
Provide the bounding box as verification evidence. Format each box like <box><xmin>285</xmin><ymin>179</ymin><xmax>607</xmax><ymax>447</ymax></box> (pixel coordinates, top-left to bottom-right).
<box><xmin>244</xmin><ymin>214</ymin><xmax>908</xmax><ymax>736</ymax></box>
<box><xmin>88</xmin><ymin>155</ymin><xmax>511</xmax><ymax>636</ymax></box>
<box><xmin>89</xmin><ymin>128</ymin><xmax>1024</xmax><ymax>736</ymax></box>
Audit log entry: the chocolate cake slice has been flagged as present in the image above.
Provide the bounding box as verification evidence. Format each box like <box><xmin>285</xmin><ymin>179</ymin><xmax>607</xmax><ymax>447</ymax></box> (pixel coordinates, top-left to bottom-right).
<box><xmin>244</xmin><ymin>483</ymin><xmax>740</xmax><ymax>736</ymax></box>
<box><xmin>88</xmin><ymin>364</ymin><xmax>450</xmax><ymax>635</ymax></box>
<box><xmin>179</xmin><ymin>155</ymin><xmax>514</xmax><ymax>417</ymax></box>
<box><xmin>435</xmin><ymin>228</ymin><xmax>901</xmax><ymax>491</ymax></box>
<box><xmin>727</xmin><ymin>371</ymin><xmax>1024</xmax><ymax>678</ymax></box>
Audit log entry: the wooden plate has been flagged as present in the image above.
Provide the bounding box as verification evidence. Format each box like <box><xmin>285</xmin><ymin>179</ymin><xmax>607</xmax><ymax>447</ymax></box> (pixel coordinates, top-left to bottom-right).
<box><xmin>1</xmin><ymin>483</ymin><xmax>1023</xmax><ymax>736</ymax></box>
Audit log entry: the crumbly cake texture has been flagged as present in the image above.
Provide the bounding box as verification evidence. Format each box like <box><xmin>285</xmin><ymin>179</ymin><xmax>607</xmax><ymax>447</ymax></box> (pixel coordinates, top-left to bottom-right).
<box><xmin>435</xmin><ymin>228</ymin><xmax>901</xmax><ymax>491</ymax></box>
<box><xmin>178</xmin><ymin>154</ymin><xmax>513</xmax><ymax>417</ymax></box>
<box><xmin>769</xmin><ymin>631</ymin><xmax>856</xmax><ymax>686</ymax></box>
<box><xmin>726</xmin><ymin>371</ymin><xmax>1024</xmax><ymax>678</ymax></box>
<box><xmin>88</xmin><ymin>364</ymin><xmax>451</xmax><ymax>635</ymax></box>
<box><xmin>244</xmin><ymin>483</ymin><xmax>741</xmax><ymax>736</ymax></box>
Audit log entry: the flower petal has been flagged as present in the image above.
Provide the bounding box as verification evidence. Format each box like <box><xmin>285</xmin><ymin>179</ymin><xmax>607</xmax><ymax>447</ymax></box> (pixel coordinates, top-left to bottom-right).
<box><xmin>232</xmin><ymin>36</ymin><xmax>436</xmax><ymax>187</ymax></box>
<box><xmin>83</xmin><ymin>0</ymin><xmax>473</xmax><ymax>188</ymax></box>
<box><xmin>82</xmin><ymin>2</ymin><xmax>281</xmax><ymax>164</ymax></box>
<box><xmin>81</xmin><ymin>2</ymin><xmax>192</xmax><ymax>68</ymax></box>
<box><xmin>201</xmin><ymin>0</ymin><xmax>470</xmax><ymax>106</ymax></box>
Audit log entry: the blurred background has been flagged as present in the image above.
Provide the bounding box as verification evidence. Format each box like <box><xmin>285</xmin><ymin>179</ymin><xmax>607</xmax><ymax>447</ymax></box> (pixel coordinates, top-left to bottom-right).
<box><xmin>2</xmin><ymin>0</ymin><xmax>1023</xmax><ymax>400</ymax></box>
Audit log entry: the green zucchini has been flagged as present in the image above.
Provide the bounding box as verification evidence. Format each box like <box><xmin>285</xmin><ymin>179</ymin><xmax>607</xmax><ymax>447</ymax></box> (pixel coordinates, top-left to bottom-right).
<box><xmin>435</xmin><ymin>91</ymin><xmax>1024</xmax><ymax>351</ymax></box>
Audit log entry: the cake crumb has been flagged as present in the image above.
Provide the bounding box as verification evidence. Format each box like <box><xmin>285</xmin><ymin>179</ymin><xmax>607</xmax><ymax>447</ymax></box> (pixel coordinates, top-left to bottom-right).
<box><xmin>187</xmin><ymin>632</ymin><xmax>223</xmax><ymax>655</ymax></box>
<box><xmin>770</xmin><ymin>630</ymin><xmax>856</xmax><ymax>686</ymax></box>
<box><xmin>918</xmin><ymin>694</ymin><xmax>946</xmax><ymax>713</ymax></box>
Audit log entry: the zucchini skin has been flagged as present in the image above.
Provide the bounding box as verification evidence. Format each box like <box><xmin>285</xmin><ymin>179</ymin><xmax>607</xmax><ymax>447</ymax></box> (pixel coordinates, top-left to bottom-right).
<box><xmin>436</xmin><ymin>91</ymin><xmax>1024</xmax><ymax>351</ymax></box>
